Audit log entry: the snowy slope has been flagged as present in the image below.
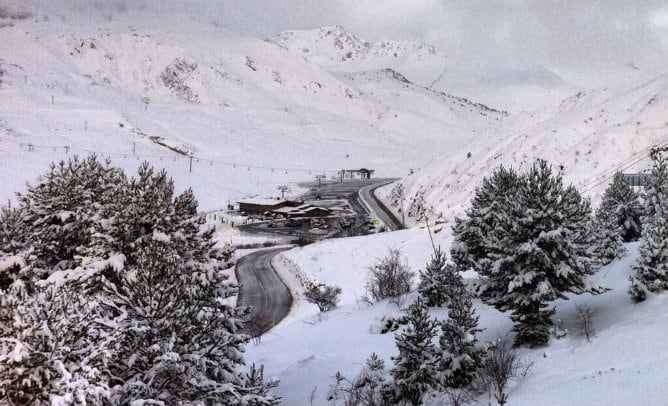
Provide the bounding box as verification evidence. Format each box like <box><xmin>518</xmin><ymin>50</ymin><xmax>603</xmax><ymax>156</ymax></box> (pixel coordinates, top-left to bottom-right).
<box><xmin>388</xmin><ymin>74</ymin><xmax>668</xmax><ymax>223</ymax></box>
<box><xmin>248</xmin><ymin>232</ymin><xmax>667</xmax><ymax>406</ymax></box>
<box><xmin>0</xmin><ymin>1</ymin><xmax>505</xmax><ymax>210</ymax></box>
<box><xmin>272</xmin><ymin>25</ymin><xmax>579</xmax><ymax>112</ymax></box>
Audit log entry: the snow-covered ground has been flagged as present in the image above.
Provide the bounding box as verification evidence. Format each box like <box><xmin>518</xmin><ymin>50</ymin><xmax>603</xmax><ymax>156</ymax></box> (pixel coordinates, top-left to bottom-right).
<box><xmin>3</xmin><ymin>1</ymin><xmax>668</xmax><ymax>405</ymax></box>
<box><xmin>248</xmin><ymin>233</ymin><xmax>667</xmax><ymax>406</ymax></box>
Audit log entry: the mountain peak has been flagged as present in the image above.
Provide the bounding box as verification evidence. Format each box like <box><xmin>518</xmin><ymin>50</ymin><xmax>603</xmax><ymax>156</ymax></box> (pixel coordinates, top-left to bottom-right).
<box><xmin>272</xmin><ymin>25</ymin><xmax>439</xmax><ymax>66</ymax></box>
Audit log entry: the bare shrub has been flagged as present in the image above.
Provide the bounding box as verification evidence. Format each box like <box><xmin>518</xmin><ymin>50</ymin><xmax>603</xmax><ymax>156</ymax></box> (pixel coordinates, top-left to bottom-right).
<box><xmin>366</xmin><ymin>248</ymin><xmax>414</xmax><ymax>302</ymax></box>
<box><xmin>441</xmin><ymin>386</ymin><xmax>476</xmax><ymax>406</ymax></box>
<box><xmin>575</xmin><ymin>303</ymin><xmax>598</xmax><ymax>342</ymax></box>
<box><xmin>480</xmin><ymin>336</ymin><xmax>533</xmax><ymax>406</ymax></box>
<box><xmin>304</xmin><ymin>283</ymin><xmax>341</xmax><ymax>312</ymax></box>
<box><xmin>328</xmin><ymin>353</ymin><xmax>389</xmax><ymax>406</ymax></box>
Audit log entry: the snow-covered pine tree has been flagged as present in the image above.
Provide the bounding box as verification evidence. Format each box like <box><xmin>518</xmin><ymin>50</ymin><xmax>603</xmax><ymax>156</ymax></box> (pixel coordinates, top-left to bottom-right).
<box><xmin>0</xmin><ymin>261</ymin><xmax>113</xmax><ymax>405</ymax></box>
<box><xmin>593</xmin><ymin>208</ymin><xmax>626</xmax><ymax>266</ymax></box>
<box><xmin>386</xmin><ymin>297</ymin><xmax>439</xmax><ymax>405</ymax></box>
<box><xmin>417</xmin><ymin>247</ymin><xmax>462</xmax><ymax>307</ymax></box>
<box><xmin>438</xmin><ymin>284</ymin><xmax>484</xmax><ymax>389</ymax></box>
<box><xmin>454</xmin><ymin>159</ymin><xmax>603</xmax><ymax>347</ymax></box>
<box><xmin>629</xmin><ymin>153</ymin><xmax>668</xmax><ymax>302</ymax></box>
<box><xmin>89</xmin><ymin>167</ymin><xmax>279</xmax><ymax>404</ymax></box>
<box><xmin>451</xmin><ymin>165</ymin><xmax>521</xmax><ymax>274</ymax></box>
<box><xmin>597</xmin><ymin>172</ymin><xmax>643</xmax><ymax>242</ymax></box>
<box><xmin>1</xmin><ymin>157</ymin><xmax>280</xmax><ymax>405</ymax></box>
<box><xmin>0</xmin><ymin>207</ymin><xmax>25</xmax><ymax>254</ymax></box>
<box><xmin>17</xmin><ymin>155</ymin><xmax>126</xmax><ymax>269</ymax></box>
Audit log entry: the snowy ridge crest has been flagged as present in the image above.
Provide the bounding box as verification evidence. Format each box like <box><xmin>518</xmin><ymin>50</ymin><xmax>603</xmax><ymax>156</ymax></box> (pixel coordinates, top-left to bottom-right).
<box><xmin>273</xmin><ymin>25</ymin><xmax>438</xmax><ymax>64</ymax></box>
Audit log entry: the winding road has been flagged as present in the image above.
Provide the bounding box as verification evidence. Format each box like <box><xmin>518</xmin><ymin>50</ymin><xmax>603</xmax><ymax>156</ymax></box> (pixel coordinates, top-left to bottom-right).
<box><xmin>235</xmin><ymin>179</ymin><xmax>404</xmax><ymax>334</ymax></box>
<box><xmin>235</xmin><ymin>247</ymin><xmax>293</xmax><ymax>336</ymax></box>
<box><xmin>359</xmin><ymin>181</ymin><xmax>405</xmax><ymax>231</ymax></box>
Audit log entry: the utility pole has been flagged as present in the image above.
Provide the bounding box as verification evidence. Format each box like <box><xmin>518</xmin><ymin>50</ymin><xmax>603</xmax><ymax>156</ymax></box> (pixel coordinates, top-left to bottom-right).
<box><xmin>315</xmin><ymin>174</ymin><xmax>326</xmax><ymax>188</ymax></box>
<box><xmin>132</xmin><ymin>142</ymin><xmax>136</xmax><ymax>155</ymax></box>
<box><xmin>189</xmin><ymin>156</ymin><xmax>193</xmax><ymax>173</ymax></box>
<box><xmin>85</xmin><ymin>120</ymin><xmax>88</xmax><ymax>131</ymax></box>
<box><xmin>277</xmin><ymin>185</ymin><xmax>288</xmax><ymax>199</ymax></box>
<box><xmin>400</xmin><ymin>190</ymin><xmax>406</xmax><ymax>228</ymax></box>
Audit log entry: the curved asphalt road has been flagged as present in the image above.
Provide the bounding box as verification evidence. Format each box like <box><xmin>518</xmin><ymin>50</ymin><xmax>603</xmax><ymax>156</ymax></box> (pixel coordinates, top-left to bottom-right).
<box><xmin>359</xmin><ymin>181</ymin><xmax>405</xmax><ymax>231</ymax></box>
<box><xmin>236</xmin><ymin>247</ymin><xmax>293</xmax><ymax>336</ymax></box>
<box><xmin>236</xmin><ymin>179</ymin><xmax>404</xmax><ymax>335</ymax></box>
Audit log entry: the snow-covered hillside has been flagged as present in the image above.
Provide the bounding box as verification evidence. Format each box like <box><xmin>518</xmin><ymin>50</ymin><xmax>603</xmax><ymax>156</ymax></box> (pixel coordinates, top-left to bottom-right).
<box><xmin>249</xmin><ymin>232</ymin><xmax>667</xmax><ymax>406</ymax></box>
<box><xmin>272</xmin><ymin>25</ymin><xmax>580</xmax><ymax>112</ymax></box>
<box><xmin>389</xmin><ymin>74</ymin><xmax>668</xmax><ymax>223</ymax></box>
<box><xmin>0</xmin><ymin>1</ymin><xmax>505</xmax><ymax>210</ymax></box>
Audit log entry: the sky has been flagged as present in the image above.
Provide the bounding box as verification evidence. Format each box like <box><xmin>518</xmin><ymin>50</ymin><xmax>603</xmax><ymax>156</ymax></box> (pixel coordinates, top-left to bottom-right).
<box><xmin>208</xmin><ymin>0</ymin><xmax>668</xmax><ymax>86</ymax></box>
<box><xmin>9</xmin><ymin>0</ymin><xmax>668</xmax><ymax>92</ymax></box>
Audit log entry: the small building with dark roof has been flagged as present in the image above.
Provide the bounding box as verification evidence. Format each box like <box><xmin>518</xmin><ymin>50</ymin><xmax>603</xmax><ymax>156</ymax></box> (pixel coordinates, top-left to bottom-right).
<box><xmin>238</xmin><ymin>199</ymin><xmax>301</xmax><ymax>215</ymax></box>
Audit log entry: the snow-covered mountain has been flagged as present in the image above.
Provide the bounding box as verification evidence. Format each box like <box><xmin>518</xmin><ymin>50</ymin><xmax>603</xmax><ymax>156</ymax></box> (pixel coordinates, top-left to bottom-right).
<box><xmin>0</xmin><ymin>2</ymin><xmax>505</xmax><ymax>210</ymax></box>
<box><xmin>271</xmin><ymin>25</ymin><xmax>579</xmax><ymax>112</ymax></box>
<box><xmin>388</xmin><ymin>73</ymin><xmax>668</xmax><ymax>222</ymax></box>
<box><xmin>272</xmin><ymin>25</ymin><xmax>444</xmax><ymax>81</ymax></box>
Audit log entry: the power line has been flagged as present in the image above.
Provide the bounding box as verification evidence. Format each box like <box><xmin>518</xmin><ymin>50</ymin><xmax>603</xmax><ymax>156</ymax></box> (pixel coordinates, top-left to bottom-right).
<box><xmin>5</xmin><ymin>139</ymin><xmax>345</xmax><ymax>175</ymax></box>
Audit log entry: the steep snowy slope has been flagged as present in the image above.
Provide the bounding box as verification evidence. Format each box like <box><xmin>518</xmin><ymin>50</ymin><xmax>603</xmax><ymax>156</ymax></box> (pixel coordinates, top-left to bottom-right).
<box><xmin>0</xmin><ymin>2</ymin><xmax>505</xmax><ymax>210</ymax></box>
<box><xmin>272</xmin><ymin>25</ymin><xmax>579</xmax><ymax>111</ymax></box>
<box><xmin>387</xmin><ymin>74</ymin><xmax>668</xmax><ymax>222</ymax></box>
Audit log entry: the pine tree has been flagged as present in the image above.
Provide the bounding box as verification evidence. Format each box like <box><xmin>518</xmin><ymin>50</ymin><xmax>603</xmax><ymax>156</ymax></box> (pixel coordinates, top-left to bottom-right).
<box><xmin>0</xmin><ymin>207</ymin><xmax>26</xmax><ymax>254</ymax></box>
<box><xmin>0</xmin><ymin>263</ymin><xmax>113</xmax><ymax>405</ymax></box>
<box><xmin>451</xmin><ymin>165</ymin><xmax>521</xmax><ymax>273</ymax></box>
<box><xmin>438</xmin><ymin>285</ymin><xmax>484</xmax><ymax>388</ymax></box>
<box><xmin>453</xmin><ymin>159</ymin><xmax>603</xmax><ymax>347</ymax></box>
<box><xmin>1</xmin><ymin>157</ymin><xmax>280</xmax><ymax>405</ymax></box>
<box><xmin>629</xmin><ymin>153</ymin><xmax>668</xmax><ymax>302</ymax></box>
<box><xmin>597</xmin><ymin>172</ymin><xmax>643</xmax><ymax>242</ymax></box>
<box><xmin>593</xmin><ymin>209</ymin><xmax>626</xmax><ymax>265</ymax></box>
<box><xmin>387</xmin><ymin>297</ymin><xmax>439</xmax><ymax>405</ymax></box>
<box><xmin>17</xmin><ymin>155</ymin><xmax>126</xmax><ymax>269</ymax></box>
<box><xmin>418</xmin><ymin>247</ymin><xmax>462</xmax><ymax>307</ymax></box>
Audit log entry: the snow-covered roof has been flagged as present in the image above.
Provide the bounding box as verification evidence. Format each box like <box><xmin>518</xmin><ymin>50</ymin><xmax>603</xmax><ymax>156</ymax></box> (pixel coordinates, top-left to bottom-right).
<box><xmin>238</xmin><ymin>198</ymin><xmax>288</xmax><ymax>206</ymax></box>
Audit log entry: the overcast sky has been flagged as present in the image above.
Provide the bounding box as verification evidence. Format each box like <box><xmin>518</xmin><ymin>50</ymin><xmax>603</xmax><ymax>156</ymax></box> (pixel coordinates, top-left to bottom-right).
<box><xmin>205</xmin><ymin>0</ymin><xmax>668</xmax><ymax>86</ymax></box>
<box><xmin>24</xmin><ymin>0</ymin><xmax>668</xmax><ymax>88</ymax></box>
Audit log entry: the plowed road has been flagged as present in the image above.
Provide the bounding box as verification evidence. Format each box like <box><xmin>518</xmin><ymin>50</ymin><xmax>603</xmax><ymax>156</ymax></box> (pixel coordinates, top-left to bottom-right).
<box><xmin>236</xmin><ymin>179</ymin><xmax>403</xmax><ymax>334</ymax></box>
<box><xmin>235</xmin><ymin>247</ymin><xmax>293</xmax><ymax>336</ymax></box>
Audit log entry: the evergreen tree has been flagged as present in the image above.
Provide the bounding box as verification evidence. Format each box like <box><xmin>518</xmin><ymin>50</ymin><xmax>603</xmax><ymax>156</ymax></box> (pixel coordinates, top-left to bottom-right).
<box><xmin>417</xmin><ymin>247</ymin><xmax>461</xmax><ymax>307</ymax></box>
<box><xmin>0</xmin><ymin>156</ymin><xmax>280</xmax><ymax>405</ymax></box>
<box><xmin>387</xmin><ymin>297</ymin><xmax>439</xmax><ymax>405</ymax></box>
<box><xmin>451</xmin><ymin>165</ymin><xmax>521</xmax><ymax>273</ymax></box>
<box><xmin>0</xmin><ymin>262</ymin><xmax>113</xmax><ymax>404</ymax></box>
<box><xmin>0</xmin><ymin>207</ymin><xmax>26</xmax><ymax>254</ymax></box>
<box><xmin>629</xmin><ymin>153</ymin><xmax>668</xmax><ymax>302</ymax></box>
<box><xmin>453</xmin><ymin>160</ymin><xmax>603</xmax><ymax>347</ymax></box>
<box><xmin>597</xmin><ymin>172</ymin><xmax>643</xmax><ymax>242</ymax></box>
<box><xmin>17</xmin><ymin>155</ymin><xmax>126</xmax><ymax>269</ymax></box>
<box><xmin>593</xmin><ymin>209</ymin><xmax>626</xmax><ymax>265</ymax></box>
<box><xmin>438</xmin><ymin>285</ymin><xmax>484</xmax><ymax>388</ymax></box>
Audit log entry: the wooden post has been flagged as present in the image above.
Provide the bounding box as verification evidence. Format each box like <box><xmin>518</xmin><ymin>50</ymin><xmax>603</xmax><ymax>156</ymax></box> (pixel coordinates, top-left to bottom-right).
<box><xmin>189</xmin><ymin>156</ymin><xmax>193</xmax><ymax>173</ymax></box>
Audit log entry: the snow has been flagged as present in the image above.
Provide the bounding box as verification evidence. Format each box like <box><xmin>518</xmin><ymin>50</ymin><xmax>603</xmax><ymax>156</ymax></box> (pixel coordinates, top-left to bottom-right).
<box><xmin>2</xmin><ymin>1</ymin><xmax>668</xmax><ymax>404</ymax></box>
<box><xmin>249</xmin><ymin>236</ymin><xmax>668</xmax><ymax>406</ymax></box>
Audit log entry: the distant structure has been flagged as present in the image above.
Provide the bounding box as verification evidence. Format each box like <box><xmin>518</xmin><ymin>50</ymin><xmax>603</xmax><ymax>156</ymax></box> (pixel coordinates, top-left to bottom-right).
<box><xmin>272</xmin><ymin>203</ymin><xmax>331</xmax><ymax>218</ymax></box>
<box><xmin>623</xmin><ymin>173</ymin><xmax>649</xmax><ymax>188</ymax></box>
<box><xmin>342</xmin><ymin>168</ymin><xmax>375</xmax><ymax>179</ymax></box>
<box><xmin>237</xmin><ymin>199</ymin><xmax>301</xmax><ymax>215</ymax></box>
